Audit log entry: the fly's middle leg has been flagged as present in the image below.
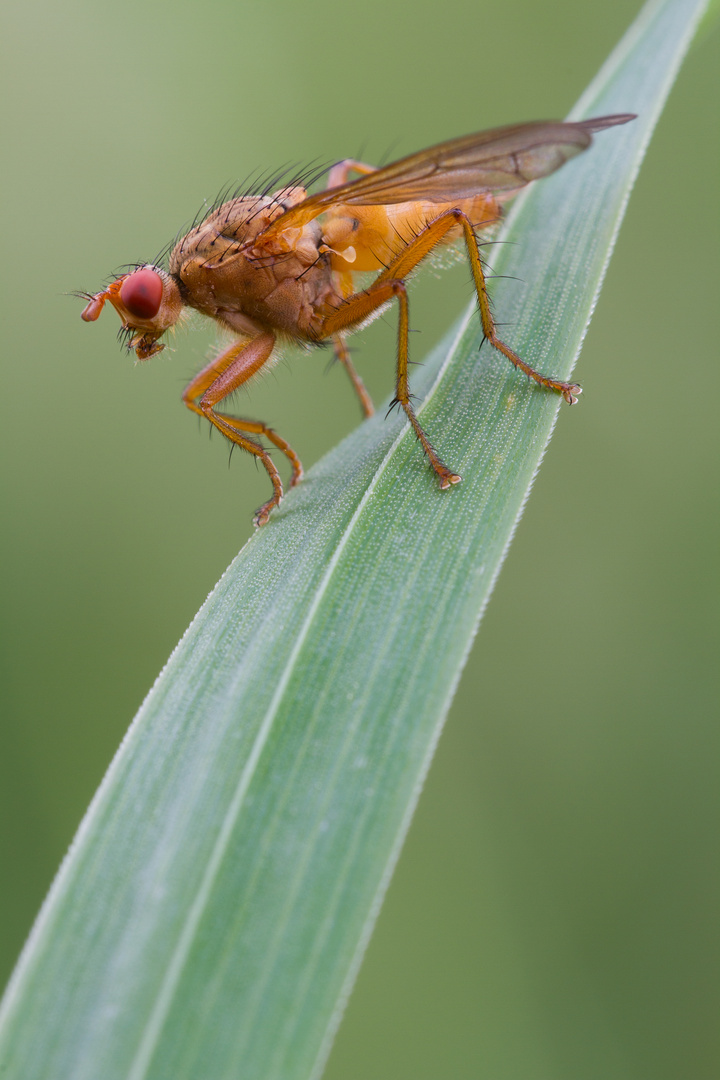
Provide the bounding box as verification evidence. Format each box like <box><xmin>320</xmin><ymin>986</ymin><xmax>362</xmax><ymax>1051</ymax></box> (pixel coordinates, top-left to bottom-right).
<box><xmin>320</xmin><ymin>281</ymin><xmax>461</xmax><ymax>488</ymax></box>
<box><xmin>332</xmin><ymin>334</ymin><xmax>375</xmax><ymax>418</ymax></box>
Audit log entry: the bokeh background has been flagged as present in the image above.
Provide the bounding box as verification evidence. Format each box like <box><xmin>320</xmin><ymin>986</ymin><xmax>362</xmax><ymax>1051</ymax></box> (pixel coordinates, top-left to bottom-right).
<box><xmin>1</xmin><ymin>1</ymin><xmax>717</xmax><ymax>1077</ymax></box>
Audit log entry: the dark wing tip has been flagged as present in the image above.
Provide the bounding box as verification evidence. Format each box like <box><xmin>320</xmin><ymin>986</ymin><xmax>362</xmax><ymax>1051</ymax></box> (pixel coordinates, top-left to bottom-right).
<box><xmin>581</xmin><ymin>113</ymin><xmax>637</xmax><ymax>132</ymax></box>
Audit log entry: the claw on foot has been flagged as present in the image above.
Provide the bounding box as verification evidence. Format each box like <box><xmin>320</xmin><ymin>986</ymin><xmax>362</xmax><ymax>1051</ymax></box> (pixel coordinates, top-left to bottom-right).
<box><xmin>438</xmin><ymin>471</ymin><xmax>462</xmax><ymax>489</ymax></box>
<box><xmin>253</xmin><ymin>498</ymin><xmax>280</xmax><ymax>528</ymax></box>
<box><xmin>561</xmin><ymin>383</ymin><xmax>582</xmax><ymax>405</ymax></box>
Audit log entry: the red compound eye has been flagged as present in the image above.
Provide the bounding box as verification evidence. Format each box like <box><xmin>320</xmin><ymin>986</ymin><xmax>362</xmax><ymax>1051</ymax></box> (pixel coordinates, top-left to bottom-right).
<box><xmin>119</xmin><ymin>268</ymin><xmax>163</xmax><ymax>320</ymax></box>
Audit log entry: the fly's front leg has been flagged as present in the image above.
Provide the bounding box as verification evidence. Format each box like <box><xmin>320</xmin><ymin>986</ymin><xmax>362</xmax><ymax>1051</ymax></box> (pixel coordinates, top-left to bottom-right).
<box><xmin>219</xmin><ymin>415</ymin><xmax>304</xmax><ymax>489</ymax></box>
<box><xmin>320</xmin><ymin>282</ymin><xmax>461</xmax><ymax>489</ymax></box>
<box><xmin>332</xmin><ymin>334</ymin><xmax>375</xmax><ymax>418</ymax></box>
<box><xmin>182</xmin><ymin>333</ymin><xmax>302</xmax><ymax>526</ymax></box>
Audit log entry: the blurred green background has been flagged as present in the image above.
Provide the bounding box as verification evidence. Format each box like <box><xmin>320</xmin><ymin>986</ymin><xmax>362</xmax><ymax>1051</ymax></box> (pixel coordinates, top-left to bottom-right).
<box><xmin>1</xmin><ymin>1</ymin><xmax>717</xmax><ymax>1077</ymax></box>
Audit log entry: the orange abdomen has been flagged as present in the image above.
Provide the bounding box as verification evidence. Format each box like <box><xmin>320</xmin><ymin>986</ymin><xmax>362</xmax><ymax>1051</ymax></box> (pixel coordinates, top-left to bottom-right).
<box><xmin>323</xmin><ymin>192</ymin><xmax>501</xmax><ymax>276</ymax></box>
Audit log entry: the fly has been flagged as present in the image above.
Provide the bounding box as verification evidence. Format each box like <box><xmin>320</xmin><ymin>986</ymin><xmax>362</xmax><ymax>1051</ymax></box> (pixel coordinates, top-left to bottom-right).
<box><xmin>80</xmin><ymin>114</ymin><xmax>634</xmax><ymax>526</ymax></box>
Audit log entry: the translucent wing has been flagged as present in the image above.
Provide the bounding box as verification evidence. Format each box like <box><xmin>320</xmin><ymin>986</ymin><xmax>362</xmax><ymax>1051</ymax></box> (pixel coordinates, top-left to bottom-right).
<box><xmin>256</xmin><ymin>114</ymin><xmax>635</xmax><ymax>239</ymax></box>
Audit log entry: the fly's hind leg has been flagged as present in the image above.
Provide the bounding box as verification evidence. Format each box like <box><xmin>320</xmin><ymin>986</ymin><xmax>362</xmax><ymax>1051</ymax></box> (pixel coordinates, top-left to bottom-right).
<box><xmin>372</xmin><ymin>207</ymin><xmax>581</xmax><ymax>404</ymax></box>
<box><xmin>451</xmin><ymin>209</ymin><xmax>582</xmax><ymax>403</ymax></box>
<box><xmin>319</xmin><ymin>206</ymin><xmax>582</xmax><ymax>494</ymax></box>
<box><xmin>182</xmin><ymin>332</ymin><xmax>302</xmax><ymax>526</ymax></box>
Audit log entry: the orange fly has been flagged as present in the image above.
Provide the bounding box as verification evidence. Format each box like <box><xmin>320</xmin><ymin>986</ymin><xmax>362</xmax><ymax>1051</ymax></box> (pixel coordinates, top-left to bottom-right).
<box><xmin>80</xmin><ymin>115</ymin><xmax>634</xmax><ymax>526</ymax></box>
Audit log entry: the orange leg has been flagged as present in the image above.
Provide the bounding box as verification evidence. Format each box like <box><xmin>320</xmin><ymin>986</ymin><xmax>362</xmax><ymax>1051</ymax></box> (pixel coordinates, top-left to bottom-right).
<box><xmin>325</xmin><ymin>159</ymin><xmax>377</xmax><ymax>188</ymax></box>
<box><xmin>332</xmin><ymin>334</ymin><xmax>375</xmax><ymax>418</ymax></box>
<box><xmin>374</xmin><ymin>208</ymin><xmax>582</xmax><ymax>404</ymax></box>
<box><xmin>325</xmin><ymin>162</ymin><xmax>378</xmax><ymax>419</ymax></box>
<box><xmin>318</xmin><ymin>207</ymin><xmax>581</xmax><ymax>490</ymax></box>
<box><xmin>321</xmin><ymin>278</ymin><xmax>461</xmax><ymax>488</ymax></box>
<box><xmin>182</xmin><ymin>333</ymin><xmax>303</xmax><ymax>526</ymax></box>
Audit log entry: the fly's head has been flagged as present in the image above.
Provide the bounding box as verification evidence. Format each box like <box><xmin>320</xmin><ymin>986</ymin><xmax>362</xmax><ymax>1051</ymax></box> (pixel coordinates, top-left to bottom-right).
<box><xmin>80</xmin><ymin>266</ymin><xmax>183</xmax><ymax>359</ymax></box>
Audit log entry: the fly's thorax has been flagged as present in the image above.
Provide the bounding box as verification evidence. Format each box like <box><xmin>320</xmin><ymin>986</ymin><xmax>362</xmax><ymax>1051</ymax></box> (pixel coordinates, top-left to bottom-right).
<box><xmin>169</xmin><ymin>188</ymin><xmax>336</xmax><ymax>337</ymax></box>
<box><xmin>169</xmin><ymin>188</ymin><xmax>309</xmax><ymax>272</ymax></box>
